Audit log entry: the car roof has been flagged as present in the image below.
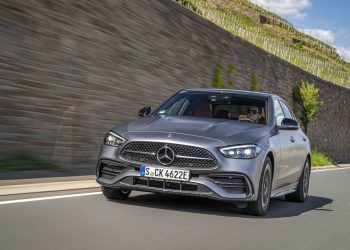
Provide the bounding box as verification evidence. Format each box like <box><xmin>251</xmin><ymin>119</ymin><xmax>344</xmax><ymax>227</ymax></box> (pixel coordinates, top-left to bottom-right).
<box><xmin>182</xmin><ymin>88</ymin><xmax>280</xmax><ymax>99</ymax></box>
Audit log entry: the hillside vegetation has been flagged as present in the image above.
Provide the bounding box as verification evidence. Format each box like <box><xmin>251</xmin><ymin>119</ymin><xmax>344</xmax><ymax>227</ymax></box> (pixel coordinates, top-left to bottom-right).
<box><xmin>176</xmin><ymin>0</ymin><xmax>350</xmax><ymax>88</ymax></box>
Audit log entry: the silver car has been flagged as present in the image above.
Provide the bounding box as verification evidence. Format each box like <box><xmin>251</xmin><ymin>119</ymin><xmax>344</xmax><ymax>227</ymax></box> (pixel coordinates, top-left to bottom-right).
<box><xmin>96</xmin><ymin>89</ymin><xmax>311</xmax><ymax>216</ymax></box>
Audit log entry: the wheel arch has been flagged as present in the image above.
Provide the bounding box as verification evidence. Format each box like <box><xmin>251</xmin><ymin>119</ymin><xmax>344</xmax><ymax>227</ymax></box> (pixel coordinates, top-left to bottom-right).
<box><xmin>266</xmin><ymin>151</ymin><xmax>275</xmax><ymax>181</ymax></box>
<box><xmin>307</xmin><ymin>153</ymin><xmax>311</xmax><ymax>164</ymax></box>
<box><xmin>306</xmin><ymin>153</ymin><xmax>311</xmax><ymax>171</ymax></box>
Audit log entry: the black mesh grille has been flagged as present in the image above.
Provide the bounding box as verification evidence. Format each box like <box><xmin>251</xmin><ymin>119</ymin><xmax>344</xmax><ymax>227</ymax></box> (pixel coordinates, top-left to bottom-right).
<box><xmin>120</xmin><ymin>142</ymin><xmax>218</xmax><ymax>169</ymax></box>
<box><xmin>208</xmin><ymin>174</ymin><xmax>249</xmax><ymax>194</ymax></box>
<box><xmin>98</xmin><ymin>161</ymin><xmax>127</xmax><ymax>179</ymax></box>
<box><xmin>133</xmin><ymin>177</ymin><xmax>198</xmax><ymax>191</ymax></box>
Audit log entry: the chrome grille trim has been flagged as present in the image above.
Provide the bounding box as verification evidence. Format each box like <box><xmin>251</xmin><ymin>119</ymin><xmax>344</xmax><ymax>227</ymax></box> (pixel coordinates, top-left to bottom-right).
<box><xmin>122</xmin><ymin>149</ymin><xmax>156</xmax><ymax>156</ymax></box>
<box><xmin>176</xmin><ymin>155</ymin><xmax>214</xmax><ymax>161</ymax></box>
<box><xmin>119</xmin><ymin>142</ymin><xmax>218</xmax><ymax>169</ymax></box>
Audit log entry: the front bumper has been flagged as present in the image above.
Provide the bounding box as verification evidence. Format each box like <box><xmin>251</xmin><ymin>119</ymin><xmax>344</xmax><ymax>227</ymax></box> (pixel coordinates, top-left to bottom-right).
<box><xmin>96</xmin><ymin>159</ymin><xmax>256</xmax><ymax>202</ymax></box>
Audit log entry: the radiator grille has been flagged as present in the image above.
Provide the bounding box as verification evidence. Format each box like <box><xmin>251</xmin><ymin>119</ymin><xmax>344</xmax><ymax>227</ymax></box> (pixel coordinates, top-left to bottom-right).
<box><xmin>120</xmin><ymin>142</ymin><xmax>218</xmax><ymax>169</ymax></box>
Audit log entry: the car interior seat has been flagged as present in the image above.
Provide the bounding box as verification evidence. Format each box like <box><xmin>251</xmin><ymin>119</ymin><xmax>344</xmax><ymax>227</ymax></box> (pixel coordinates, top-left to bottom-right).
<box><xmin>216</xmin><ymin>109</ymin><xmax>230</xmax><ymax>119</ymax></box>
<box><xmin>194</xmin><ymin>103</ymin><xmax>212</xmax><ymax>118</ymax></box>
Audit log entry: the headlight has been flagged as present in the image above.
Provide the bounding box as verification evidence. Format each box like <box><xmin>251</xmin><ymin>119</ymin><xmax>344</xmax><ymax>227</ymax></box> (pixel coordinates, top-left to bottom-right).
<box><xmin>219</xmin><ymin>144</ymin><xmax>262</xmax><ymax>159</ymax></box>
<box><xmin>104</xmin><ymin>131</ymin><xmax>126</xmax><ymax>146</ymax></box>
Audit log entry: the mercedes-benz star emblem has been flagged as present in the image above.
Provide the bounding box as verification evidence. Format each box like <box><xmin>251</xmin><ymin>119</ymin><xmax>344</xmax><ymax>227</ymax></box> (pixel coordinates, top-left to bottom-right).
<box><xmin>157</xmin><ymin>146</ymin><xmax>175</xmax><ymax>165</ymax></box>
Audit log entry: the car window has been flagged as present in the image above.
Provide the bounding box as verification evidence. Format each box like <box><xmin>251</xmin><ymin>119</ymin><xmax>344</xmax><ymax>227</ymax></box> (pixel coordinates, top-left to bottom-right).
<box><xmin>158</xmin><ymin>97</ymin><xmax>189</xmax><ymax>116</ymax></box>
<box><xmin>155</xmin><ymin>92</ymin><xmax>268</xmax><ymax>124</ymax></box>
<box><xmin>274</xmin><ymin>99</ymin><xmax>285</xmax><ymax>126</ymax></box>
<box><xmin>279</xmin><ymin>100</ymin><xmax>295</xmax><ymax>120</ymax></box>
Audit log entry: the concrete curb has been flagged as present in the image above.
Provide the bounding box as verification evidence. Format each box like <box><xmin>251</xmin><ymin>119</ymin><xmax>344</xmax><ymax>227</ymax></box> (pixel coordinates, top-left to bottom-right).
<box><xmin>312</xmin><ymin>165</ymin><xmax>337</xmax><ymax>170</ymax></box>
<box><xmin>0</xmin><ymin>178</ymin><xmax>99</xmax><ymax>196</ymax></box>
<box><xmin>311</xmin><ymin>164</ymin><xmax>350</xmax><ymax>170</ymax></box>
<box><xmin>0</xmin><ymin>175</ymin><xmax>96</xmax><ymax>186</ymax></box>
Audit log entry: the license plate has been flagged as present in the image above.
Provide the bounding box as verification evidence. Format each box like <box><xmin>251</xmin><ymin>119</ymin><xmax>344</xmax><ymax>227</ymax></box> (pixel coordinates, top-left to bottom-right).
<box><xmin>140</xmin><ymin>165</ymin><xmax>190</xmax><ymax>181</ymax></box>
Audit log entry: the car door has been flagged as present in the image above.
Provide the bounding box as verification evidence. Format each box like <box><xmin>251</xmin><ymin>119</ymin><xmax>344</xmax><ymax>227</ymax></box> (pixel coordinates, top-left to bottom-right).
<box><xmin>274</xmin><ymin>99</ymin><xmax>297</xmax><ymax>189</ymax></box>
<box><xmin>279</xmin><ymin>100</ymin><xmax>308</xmax><ymax>183</ymax></box>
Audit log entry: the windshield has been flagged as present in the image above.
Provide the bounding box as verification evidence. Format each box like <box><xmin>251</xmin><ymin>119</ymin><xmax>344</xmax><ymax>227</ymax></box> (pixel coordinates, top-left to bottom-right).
<box><xmin>154</xmin><ymin>91</ymin><xmax>268</xmax><ymax>124</ymax></box>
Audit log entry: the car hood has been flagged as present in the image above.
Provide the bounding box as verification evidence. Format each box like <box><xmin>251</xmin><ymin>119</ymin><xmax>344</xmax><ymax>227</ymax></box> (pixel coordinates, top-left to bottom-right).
<box><xmin>113</xmin><ymin>116</ymin><xmax>270</xmax><ymax>147</ymax></box>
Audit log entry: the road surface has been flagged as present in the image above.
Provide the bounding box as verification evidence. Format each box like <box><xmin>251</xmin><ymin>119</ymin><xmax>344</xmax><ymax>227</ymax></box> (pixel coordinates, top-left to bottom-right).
<box><xmin>1</xmin><ymin>168</ymin><xmax>350</xmax><ymax>250</ymax></box>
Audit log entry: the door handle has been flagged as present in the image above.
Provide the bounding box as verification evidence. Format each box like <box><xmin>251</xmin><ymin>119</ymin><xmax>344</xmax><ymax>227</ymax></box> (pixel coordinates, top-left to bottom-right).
<box><xmin>290</xmin><ymin>136</ymin><xmax>295</xmax><ymax>143</ymax></box>
<box><xmin>302</xmin><ymin>137</ymin><xmax>307</xmax><ymax>142</ymax></box>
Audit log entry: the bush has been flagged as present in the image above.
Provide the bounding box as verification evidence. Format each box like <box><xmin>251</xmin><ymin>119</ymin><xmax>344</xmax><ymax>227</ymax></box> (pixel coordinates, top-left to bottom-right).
<box><xmin>251</xmin><ymin>72</ymin><xmax>260</xmax><ymax>91</ymax></box>
<box><xmin>311</xmin><ymin>150</ymin><xmax>335</xmax><ymax>167</ymax></box>
<box><xmin>0</xmin><ymin>153</ymin><xmax>63</xmax><ymax>172</ymax></box>
<box><xmin>213</xmin><ymin>64</ymin><xmax>225</xmax><ymax>88</ymax></box>
<box><xmin>293</xmin><ymin>42</ymin><xmax>303</xmax><ymax>49</ymax></box>
<box><xmin>228</xmin><ymin>64</ymin><xmax>236</xmax><ymax>88</ymax></box>
<box><xmin>175</xmin><ymin>0</ymin><xmax>202</xmax><ymax>14</ymax></box>
<box><xmin>293</xmin><ymin>80</ymin><xmax>323</xmax><ymax>134</ymax></box>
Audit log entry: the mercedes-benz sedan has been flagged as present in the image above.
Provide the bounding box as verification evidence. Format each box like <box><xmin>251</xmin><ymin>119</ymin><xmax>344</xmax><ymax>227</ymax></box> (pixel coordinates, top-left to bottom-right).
<box><xmin>96</xmin><ymin>89</ymin><xmax>311</xmax><ymax>216</ymax></box>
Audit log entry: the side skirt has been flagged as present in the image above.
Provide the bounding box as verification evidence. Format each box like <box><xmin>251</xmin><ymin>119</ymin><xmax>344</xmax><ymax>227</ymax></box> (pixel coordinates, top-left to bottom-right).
<box><xmin>271</xmin><ymin>182</ymin><xmax>298</xmax><ymax>198</ymax></box>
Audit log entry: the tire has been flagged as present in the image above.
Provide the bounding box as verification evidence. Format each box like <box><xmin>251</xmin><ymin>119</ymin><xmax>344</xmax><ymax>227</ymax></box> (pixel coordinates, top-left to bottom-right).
<box><xmin>243</xmin><ymin>157</ymin><xmax>272</xmax><ymax>216</ymax></box>
<box><xmin>101</xmin><ymin>186</ymin><xmax>131</xmax><ymax>200</ymax></box>
<box><xmin>285</xmin><ymin>158</ymin><xmax>310</xmax><ymax>203</ymax></box>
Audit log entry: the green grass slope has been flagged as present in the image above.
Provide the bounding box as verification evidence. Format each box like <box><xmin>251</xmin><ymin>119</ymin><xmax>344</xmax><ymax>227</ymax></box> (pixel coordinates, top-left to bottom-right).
<box><xmin>176</xmin><ymin>0</ymin><xmax>350</xmax><ymax>88</ymax></box>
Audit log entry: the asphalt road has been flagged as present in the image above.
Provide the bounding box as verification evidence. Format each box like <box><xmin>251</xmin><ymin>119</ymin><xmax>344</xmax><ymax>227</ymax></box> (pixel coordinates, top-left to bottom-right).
<box><xmin>1</xmin><ymin>168</ymin><xmax>350</xmax><ymax>250</ymax></box>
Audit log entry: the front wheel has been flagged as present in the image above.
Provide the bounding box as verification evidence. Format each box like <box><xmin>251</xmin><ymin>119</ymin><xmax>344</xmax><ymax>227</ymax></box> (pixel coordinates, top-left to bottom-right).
<box><xmin>101</xmin><ymin>186</ymin><xmax>131</xmax><ymax>200</ymax></box>
<box><xmin>285</xmin><ymin>159</ymin><xmax>310</xmax><ymax>203</ymax></box>
<box><xmin>243</xmin><ymin>157</ymin><xmax>272</xmax><ymax>216</ymax></box>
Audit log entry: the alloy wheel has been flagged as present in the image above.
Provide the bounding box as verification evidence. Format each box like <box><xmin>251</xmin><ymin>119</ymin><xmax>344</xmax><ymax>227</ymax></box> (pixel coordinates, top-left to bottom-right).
<box><xmin>303</xmin><ymin>161</ymin><xmax>310</xmax><ymax>198</ymax></box>
<box><xmin>261</xmin><ymin>164</ymin><xmax>271</xmax><ymax>209</ymax></box>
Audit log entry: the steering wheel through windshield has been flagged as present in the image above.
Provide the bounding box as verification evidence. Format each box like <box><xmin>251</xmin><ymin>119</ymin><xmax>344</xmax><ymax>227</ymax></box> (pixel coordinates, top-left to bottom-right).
<box><xmin>239</xmin><ymin>117</ymin><xmax>256</xmax><ymax>123</ymax></box>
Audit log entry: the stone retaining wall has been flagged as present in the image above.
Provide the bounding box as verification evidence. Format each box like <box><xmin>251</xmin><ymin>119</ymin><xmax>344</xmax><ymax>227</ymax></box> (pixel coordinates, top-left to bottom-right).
<box><xmin>0</xmin><ymin>0</ymin><xmax>349</xmax><ymax>167</ymax></box>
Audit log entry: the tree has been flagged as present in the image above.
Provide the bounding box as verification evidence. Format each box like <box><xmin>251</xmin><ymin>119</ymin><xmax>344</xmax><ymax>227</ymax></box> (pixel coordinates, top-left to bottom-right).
<box><xmin>213</xmin><ymin>65</ymin><xmax>225</xmax><ymax>89</ymax></box>
<box><xmin>293</xmin><ymin>80</ymin><xmax>323</xmax><ymax>134</ymax></box>
<box><xmin>251</xmin><ymin>72</ymin><xmax>260</xmax><ymax>91</ymax></box>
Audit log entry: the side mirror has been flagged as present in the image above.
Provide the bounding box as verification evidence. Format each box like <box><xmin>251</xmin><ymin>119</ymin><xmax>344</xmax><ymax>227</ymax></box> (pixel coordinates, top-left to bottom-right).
<box><xmin>138</xmin><ymin>106</ymin><xmax>152</xmax><ymax>117</ymax></box>
<box><xmin>278</xmin><ymin>118</ymin><xmax>299</xmax><ymax>130</ymax></box>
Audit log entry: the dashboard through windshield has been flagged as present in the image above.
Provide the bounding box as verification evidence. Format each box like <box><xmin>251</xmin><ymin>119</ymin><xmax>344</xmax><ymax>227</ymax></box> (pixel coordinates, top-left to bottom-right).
<box><xmin>154</xmin><ymin>91</ymin><xmax>268</xmax><ymax>124</ymax></box>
